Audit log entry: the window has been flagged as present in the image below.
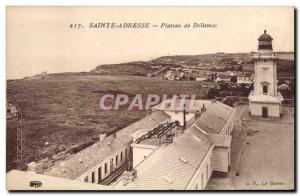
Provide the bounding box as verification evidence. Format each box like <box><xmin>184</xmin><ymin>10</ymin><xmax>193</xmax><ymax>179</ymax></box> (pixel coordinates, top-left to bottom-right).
<box><xmin>206</xmin><ymin>164</ymin><xmax>209</xmax><ymax>181</ymax></box>
<box><xmin>116</xmin><ymin>155</ymin><xmax>119</xmax><ymax>166</ymax></box>
<box><xmin>263</xmin><ymin>85</ymin><xmax>268</xmax><ymax>94</ymax></box>
<box><xmin>110</xmin><ymin>158</ymin><xmax>114</xmax><ymax>173</ymax></box>
<box><xmin>98</xmin><ymin>167</ymin><xmax>102</xmax><ymax>184</ymax></box>
<box><xmin>211</xmin><ymin>156</ymin><xmax>213</xmax><ymax>173</ymax></box>
<box><xmin>104</xmin><ymin>163</ymin><xmax>108</xmax><ymax>174</ymax></box>
<box><xmin>84</xmin><ymin>176</ymin><xmax>88</xmax><ymax>183</ymax></box>
<box><xmin>201</xmin><ymin>173</ymin><xmax>204</xmax><ymax>190</ymax></box>
<box><xmin>91</xmin><ymin>172</ymin><xmax>95</xmax><ymax>183</ymax></box>
<box><xmin>121</xmin><ymin>152</ymin><xmax>123</xmax><ymax>162</ymax></box>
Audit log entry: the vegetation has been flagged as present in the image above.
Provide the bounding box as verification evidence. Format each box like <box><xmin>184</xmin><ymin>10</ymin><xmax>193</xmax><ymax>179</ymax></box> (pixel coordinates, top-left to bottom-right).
<box><xmin>7</xmin><ymin>73</ymin><xmax>211</xmax><ymax>171</ymax></box>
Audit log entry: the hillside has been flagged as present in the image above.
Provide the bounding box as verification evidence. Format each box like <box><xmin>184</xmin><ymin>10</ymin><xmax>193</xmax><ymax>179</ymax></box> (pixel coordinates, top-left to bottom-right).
<box><xmin>90</xmin><ymin>52</ymin><xmax>294</xmax><ymax>77</ymax></box>
<box><xmin>151</xmin><ymin>53</ymin><xmax>253</xmax><ymax>65</ymax></box>
<box><xmin>7</xmin><ymin>73</ymin><xmax>211</xmax><ymax>171</ymax></box>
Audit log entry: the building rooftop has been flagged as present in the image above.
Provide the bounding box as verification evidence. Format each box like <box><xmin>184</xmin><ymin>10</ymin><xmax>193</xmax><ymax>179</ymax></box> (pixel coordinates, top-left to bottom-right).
<box><xmin>194</xmin><ymin>102</ymin><xmax>234</xmax><ymax>134</ymax></box>
<box><xmin>43</xmin><ymin>111</ymin><xmax>170</xmax><ymax>180</ymax></box>
<box><xmin>207</xmin><ymin>134</ymin><xmax>231</xmax><ymax>148</ymax></box>
<box><xmin>185</xmin><ymin>125</ymin><xmax>231</xmax><ymax>148</ymax></box>
<box><xmin>258</xmin><ymin>30</ymin><xmax>273</xmax><ymax>41</ymax></box>
<box><xmin>7</xmin><ymin>170</ymin><xmax>111</xmax><ymax>191</ymax></box>
<box><xmin>121</xmin><ymin>127</ymin><xmax>213</xmax><ymax>190</ymax></box>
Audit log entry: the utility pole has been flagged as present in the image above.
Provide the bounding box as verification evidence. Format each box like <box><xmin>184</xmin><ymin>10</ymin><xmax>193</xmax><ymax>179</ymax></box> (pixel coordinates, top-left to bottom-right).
<box><xmin>16</xmin><ymin>106</ymin><xmax>24</xmax><ymax>170</ymax></box>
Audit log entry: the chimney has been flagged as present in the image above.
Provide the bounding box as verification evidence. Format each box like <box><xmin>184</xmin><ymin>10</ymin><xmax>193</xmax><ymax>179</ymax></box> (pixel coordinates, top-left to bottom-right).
<box><xmin>195</xmin><ymin>110</ymin><xmax>201</xmax><ymax>118</ymax></box>
<box><xmin>201</xmin><ymin>103</ymin><xmax>207</xmax><ymax>113</ymax></box>
<box><xmin>99</xmin><ymin>133</ymin><xmax>107</xmax><ymax>141</ymax></box>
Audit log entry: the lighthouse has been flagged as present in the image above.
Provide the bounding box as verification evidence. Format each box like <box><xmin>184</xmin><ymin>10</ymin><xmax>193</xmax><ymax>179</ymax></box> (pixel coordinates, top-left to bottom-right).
<box><xmin>248</xmin><ymin>30</ymin><xmax>283</xmax><ymax>119</ymax></box>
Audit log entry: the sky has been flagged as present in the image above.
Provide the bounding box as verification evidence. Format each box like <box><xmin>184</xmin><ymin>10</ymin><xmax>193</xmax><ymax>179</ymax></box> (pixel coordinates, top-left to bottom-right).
<box><xmin>6</xmin><ymin>6</ymin><xmax>294</xmax><ymax>79</ymax></box>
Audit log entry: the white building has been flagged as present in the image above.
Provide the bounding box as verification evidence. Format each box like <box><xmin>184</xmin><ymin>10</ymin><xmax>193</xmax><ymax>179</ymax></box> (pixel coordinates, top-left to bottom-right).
<box><xmin>41</xmin><ymin>111</ymin><xmax>170</xmax><ymax>185</ymax></box>
<box><xmin>113</xmin><ymin>101</ymin><xmax>235</xmax><ymax>190</ymax></box>
<box><xmin>151</xmin><ymin>98</ymin><xmax>212</xmax><ymax>126</ymax></box>
<box><xmin>237</xmin><ymin>73</ymin><xmax>253</xmax><ymax>85</ymax></box>
<box><xmin>248</xmin><ymin>30</ymin><xmax>283</xmax><ymax>119</ymax></box>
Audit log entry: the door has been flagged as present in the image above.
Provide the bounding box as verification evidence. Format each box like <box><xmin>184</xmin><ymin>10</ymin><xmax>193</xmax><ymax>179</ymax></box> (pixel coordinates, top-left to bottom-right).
<box><xmin>262</xmin><ymin>107</ymin><xmax>268</xmax><ymax>118</ymax></box>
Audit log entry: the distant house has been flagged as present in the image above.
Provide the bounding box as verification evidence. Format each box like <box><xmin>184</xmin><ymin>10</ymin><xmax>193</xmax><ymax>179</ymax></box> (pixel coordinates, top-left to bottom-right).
<box><xmin>196</xmin><ymin>77</ymin><xmax>206</xmax><ymax>81</ymax></box>
<box><xmin>237</xmin><ymin>73</ymin><xmax>253</xmax><ymax>84</ymax></box>
<box><xmin>165</xmin><ymin>70</ymin><xmax>175</xmax><ymax>80</ymax></box>
<box><xmin>206</xmin><ymin>73</ymin><xmax>215</xmax><ymax>81</ymax></box>
<box><xmin>165</xmin><ymin>70</ymin><xmax>181</xmax><ymax>80</ymax></box>
<box><xmin>215</xmin><ymin>73</ymin><xmax>231</xmax><ymax>83</ymax></box>
<box><xmin>196</xmin><ymin>73</ymin><xmax>207</xmax><ymax>81</ymax></box>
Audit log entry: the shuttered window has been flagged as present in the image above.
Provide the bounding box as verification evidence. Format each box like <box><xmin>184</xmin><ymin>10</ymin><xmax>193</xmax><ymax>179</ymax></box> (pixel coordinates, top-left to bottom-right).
<box><xmin>84</xmin><ymin>176</ymin><xmax>88</xmax><ymax>183</ymax></box>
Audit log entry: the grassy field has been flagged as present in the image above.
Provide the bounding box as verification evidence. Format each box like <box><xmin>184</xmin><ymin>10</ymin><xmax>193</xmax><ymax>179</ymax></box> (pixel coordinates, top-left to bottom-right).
<box><xmin>7</xmin><ymin>73</ymin><xmax>212</xmax><ymax>171</ymax></box>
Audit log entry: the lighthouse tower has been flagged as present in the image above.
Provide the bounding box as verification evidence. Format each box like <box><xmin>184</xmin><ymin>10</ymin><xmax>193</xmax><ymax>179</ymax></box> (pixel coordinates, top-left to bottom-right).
<box><xmin>248</xmin><ymin>30</ymin><xmax>283</xmax><ymax>119</ymax></box>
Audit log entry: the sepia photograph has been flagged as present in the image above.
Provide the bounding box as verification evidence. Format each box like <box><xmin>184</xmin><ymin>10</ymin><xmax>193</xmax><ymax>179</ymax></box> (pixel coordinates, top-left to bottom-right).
<box><xmin>5</xmin><ymin>6</ymin><xmax>295</xmax><ymax>191</ymax></box>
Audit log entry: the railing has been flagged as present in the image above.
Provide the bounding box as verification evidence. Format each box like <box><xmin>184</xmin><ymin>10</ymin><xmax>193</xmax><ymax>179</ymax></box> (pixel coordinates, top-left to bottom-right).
<box><xmin>253</xmin><ymin>52</ymin><xmax>278</xmax><ymax>59</ymax></box>
<box><xmin>100</xmin><ymin>162</ymin><xmax>128</xmax><ymax>185</ymax></box>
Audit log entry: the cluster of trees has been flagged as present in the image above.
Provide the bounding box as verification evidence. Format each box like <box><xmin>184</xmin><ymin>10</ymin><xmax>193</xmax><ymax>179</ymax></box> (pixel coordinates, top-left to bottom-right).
<box><xmin>207</xmin><ymin>82</ymin><xmax>253</xmax><ymax>99</ymax></box>
<box><xmin>278</xmin><ymin>81</ymin><xmax>294</xmax><ymax>99</ymax></box>
<box><xmin>180</xmin><ymin>75</ymin><xmax>196</xmax><ymax>81</ymax></box>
